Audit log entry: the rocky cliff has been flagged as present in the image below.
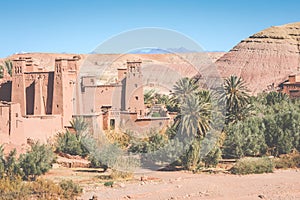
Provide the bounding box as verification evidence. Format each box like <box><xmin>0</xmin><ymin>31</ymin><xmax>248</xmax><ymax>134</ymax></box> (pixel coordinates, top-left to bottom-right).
<box><xmin>216</xmin><ymin>22</ymin><xmax>300</xmax><ymax>94</ymax></box>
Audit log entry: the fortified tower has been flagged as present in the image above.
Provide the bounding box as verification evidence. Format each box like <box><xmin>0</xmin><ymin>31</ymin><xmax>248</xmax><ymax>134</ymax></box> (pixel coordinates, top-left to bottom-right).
<box><xmin>124</xmin><ymin>60</ymin><xmax>144</xmax><ymax>116</ymax></box>
<box><xmin>52</xmin><ymin>57</ymin><xmax>78</xmax><ymax>126</ymax></box>
<box><xmin>11</xmin><ymin>59</ymin><xmax>26</xmax><ymax>116</ymax></box>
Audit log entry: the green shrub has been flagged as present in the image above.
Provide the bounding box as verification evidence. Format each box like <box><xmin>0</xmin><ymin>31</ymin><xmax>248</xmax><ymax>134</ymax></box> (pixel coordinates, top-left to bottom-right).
<box><xmin>89</xmin><ymin>142</ymin><xmax>140</xmax><ymax>172</ymax></box>
<box><xmin>56</xmin><ymin>131</ymin><xmax>84</xmax><ymax>156</ymax></box>
<box><xmin>203</xmin><ymin>146</ymin><xmax>222</xmax><ymax>168</ymax></box>
<box><xmin>0</xmin><ymin>147</ymin><xmax>23</xmax><ymax>181</ymax></box>
<box><xmin>223</xmin><ymin>117</ymin><xmax>267</xmax><ymax>159</ymax></box>
<box><xmin>104</xmin><ymin>181</ymin><xmax>114</xmax><ymax>187</ymax></box>
<box><xmin>231</xmin><ymin>157</ymin><xmax>274</xmax><ymax>175</ymax></box>
<box><xmin>151</xmin><ymin>112</ymin><xmax>161</xmax><ymax>117</ymax></box>
<box><xmin>59</xmin><ymin>179</ymin><xmax>83</xmax><ymax>199</ymax></box>
<box><xmin>183</xmin><ymin>139</ymin><xmax>201</xmax><ymax>171</ymax></box>
<box><xmin>19</xmin><ymin>142</ymin><xmax>55</xmax><ymax>181</ymax></box>
<box><xmin>56</xmin><ymin>117</ymin><xmax>92</xmax><ymax>157</ymax></box>
<box><xmin>129</xmin><ymin>131</ymin><xmax>167</xmax><ymax>154</ymax></box>
<box><xmin>262</xmin><ymin>100</ymin><xmax>300</xmax><ymax>156</ymax></box>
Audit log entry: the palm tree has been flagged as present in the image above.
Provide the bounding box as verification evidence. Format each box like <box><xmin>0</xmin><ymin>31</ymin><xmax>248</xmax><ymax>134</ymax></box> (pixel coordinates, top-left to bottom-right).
<box><xmin>0</xmin><ymin>60</ymin><xmax>13</xmax><ymax>77</ymax></box>
<box><xmin>144</xmin><ymin>89</ymin><xmax>156</xmax><ymax>105</ymax></box>
<box><xmin>70</xmin><ymin>117</ymin><xmax>88</xmax><ymax>140</ymax></box>
<box><xmin>179</xmin><ymin>94</ymin><xmax>211</xmax><ymax>138</ymax></box>
<box><xmin>0</xmin><ymin>66</ymin><xmax>3</xmax><ymax>79</ymax></box>
<box><xmin>220</xmin><ymin>75</ymin><xmax>250</xmax><ymax>124</ymax></box>
<box><xmin>172</xmin><ymin>78</ymin><xmax>212</xmax><ymax>138</ymax></box>
<box><xmin>172</xmin><ymin>77</ymin><xmax>199</xmax><ymax>104</ymax></box>
<box><xmin>265</xmin><ymin>91</ymin><xmax>289</xmax><ymax>105</ymax></box>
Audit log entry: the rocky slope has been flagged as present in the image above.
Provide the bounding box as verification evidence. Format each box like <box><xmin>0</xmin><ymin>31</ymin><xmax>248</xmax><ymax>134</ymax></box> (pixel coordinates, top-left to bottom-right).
<box><xmin>216</xmin><ymin>22</ymin><xmax>300</xmax><ymax>94</ymax></box>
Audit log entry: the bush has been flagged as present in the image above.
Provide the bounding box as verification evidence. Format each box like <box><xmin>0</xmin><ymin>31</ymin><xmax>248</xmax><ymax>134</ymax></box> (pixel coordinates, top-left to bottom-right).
<box><xmin>151</xmin><ymin>112</ymin><xmax>161</xmax><ymax>117</ymax></box>
<box><xmin>129</xmin><ymin>132</ymin><xmax>167</xmax><ymax>154</ymax></box>
<box><xmin>110</xmin><ymin>169</ymin><xmax>133</xmax><ymax>180</ymax></box>
<box><xmin>56</xmin><ymin>117</ymin><xmax>92</xmax><ymax>157</ymax></box>
<box><xmin>261</xmin><ymin>100</ymin><xmax>300</xmax><ymax>156</ymax></box>
<box><xmin>56</xmin><ymin>131</ymin><xmax>84</xmax><ymax>156</ymax></box>
<box><xmin>1</xmin><ymin>149</ymin><xmax>23</xmax><ymax>181</ymax></box>
<box><xmin>19</xmin><ymin>142</ymin><xmax>56</xmax><ymax>181</ymax></box>
<box><xmin>30</xmin><ymin>179</ymin><xmax>63</xmax><ymax>200</ymax></box>
<box><xmin>183</xmin><ymin>139</ymin><xmax>201</xmax><ymax>171</ymax></box>
<box><xmin>89</xmin><ymin>142</ymin><xmax>140</xmax><ymax>172</ymax></box>
<box><xmin>104</xmin><ymin>181</ymin><xmax>114</xmax><ymax>187</ymax></box>
<box><xmin>231</xmin><ymin>157</ymin><xmax>274</xmax><ymax>175</ymax></box>
<box><xmin>0</xmin><ymin>178</ymin><xmax>82</xmax><ymax>200</ymax></box>
<box><xmin>104</xmin><ymin>130</ymin><xmax>130</xmax><ymax>149</ymax></box>
<box><xmin>274</xmin><ymin>152</ymin><xmax>300</xmax><ymax>169</ymax></box>
<box><xmin>59</xmin><ymin>179</ymin><xmax>83</xmax><ymax>199</ymax></box>
<box><xmin>203</xmin><ymin>146</ymin><xmax>222</xmax><ymax>168</ymax></box>
<box><xmin>223</xmin><ymin>117</ymin><xmax>267</xmax><ymax>158</ymax></box>
<box><xmin>0</xmin><ymin>177</ymin><xmax>30</xmax><ymax>200</ymax></box>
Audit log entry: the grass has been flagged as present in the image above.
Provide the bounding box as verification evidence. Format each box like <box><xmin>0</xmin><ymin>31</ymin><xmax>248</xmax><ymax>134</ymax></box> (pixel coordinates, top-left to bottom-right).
<box><xmin>0</xmin><ymin>178</ymin><xmax>82</xmax><ymax>200</ymax></box>
<box><xmin>274</xmin><ymin>151</ymin><xmax>300</xmax><ymax>169</ymax></box>
<box><xmin>231</xmin><ymin>157</ymin><xmax>274</xmax><ymax>175</ymax></box>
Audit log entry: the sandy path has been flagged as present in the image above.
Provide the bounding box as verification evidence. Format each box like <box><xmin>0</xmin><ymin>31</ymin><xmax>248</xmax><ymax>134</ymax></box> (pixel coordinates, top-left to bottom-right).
<box><xmin>81</xmin><ymin>169</ymin><xmax>300</xmax><ymax>200</ymax></box>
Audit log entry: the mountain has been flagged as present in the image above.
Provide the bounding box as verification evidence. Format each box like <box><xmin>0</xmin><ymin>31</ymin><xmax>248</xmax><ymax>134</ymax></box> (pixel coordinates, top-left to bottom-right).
<box><xmin>128</xmin><ymin>47</ymin><xmax>198</xmax><ymax>54</ymax></box>
<box><xmin>216</xmin><ymin>22</ymin><xmax>300</xmax><ymax>94</ymax></box>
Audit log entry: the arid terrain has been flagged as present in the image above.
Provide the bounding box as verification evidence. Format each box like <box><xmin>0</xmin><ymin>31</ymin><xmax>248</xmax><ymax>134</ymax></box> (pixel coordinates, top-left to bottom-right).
<box><xmin>43</xmin><ymin>166</ymin><xmax>300</xmax><ymax>200</ymax></box>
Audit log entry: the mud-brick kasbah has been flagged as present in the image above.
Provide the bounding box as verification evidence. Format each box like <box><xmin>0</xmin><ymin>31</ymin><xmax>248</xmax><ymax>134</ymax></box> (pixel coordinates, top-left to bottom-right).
<box><xmin>0</xmin><ymin>56</ymin><xmax>171</xmax><ymax>147</ymax></box>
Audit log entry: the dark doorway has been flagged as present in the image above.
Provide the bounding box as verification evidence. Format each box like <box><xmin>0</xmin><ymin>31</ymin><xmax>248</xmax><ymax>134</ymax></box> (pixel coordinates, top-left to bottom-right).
<box><xmin>110</xmin><ymin>119</ymin><xmax>115</xmax><ymax>130</ymax></box>
<box><xmin>26</xmin><ymin>82</ymin><xmax>35</xmax><ymax>115</ymax></box>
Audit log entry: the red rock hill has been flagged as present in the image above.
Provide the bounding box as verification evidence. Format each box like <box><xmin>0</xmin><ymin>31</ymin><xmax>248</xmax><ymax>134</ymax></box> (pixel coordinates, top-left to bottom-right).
<box><xmin>216</xmin><ymin>22</ymin><xmax>300</xmax><ymax>94</ymax></box>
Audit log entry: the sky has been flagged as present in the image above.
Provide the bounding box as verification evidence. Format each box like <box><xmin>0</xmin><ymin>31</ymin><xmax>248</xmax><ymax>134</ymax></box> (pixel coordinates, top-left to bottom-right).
<box><xmin>0</xmin><ymin>0</ymin><xmax>299</xmax><ymax>57</ymax></box>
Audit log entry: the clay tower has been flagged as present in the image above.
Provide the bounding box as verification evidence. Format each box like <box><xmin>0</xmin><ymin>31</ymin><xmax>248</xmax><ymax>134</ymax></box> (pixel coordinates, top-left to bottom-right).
<box><xmin>124</xmin><ymin>60</ymin><xmax>144</xmax><ymax>116</ymax></box>
<box><xmin>11</xmin><ymin>59</ymin><xmax>26</xmax><ymax>116</ymax></box>
<box><xmin>52</xmin><ymin>58</ymin><xmax>78</xmax><ymax>127</ymax></box>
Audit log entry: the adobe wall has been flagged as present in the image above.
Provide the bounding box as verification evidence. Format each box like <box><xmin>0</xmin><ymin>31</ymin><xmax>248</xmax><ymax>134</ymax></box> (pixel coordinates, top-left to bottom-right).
<box><xmin>0</xmin><ymin>102</ymin><xmax>62</xmax><ymax>146</ymax></box>
<box><xmin>95</xmin><ymin>85</ymin><xmax>122</xmax><ymax>111</ymax></box>
<box><xmin>0</xmin><ymin>104</ymin><xmax>10</xmax><ymax>143</ymax></box>
<box><xmin>118</xmin><ymin>112</ymin><xmax>170</xmax><ymax>135</ymax></box>
<box><xmin>80</xmin><ymin>80</ymin><xmax>122</xmax><ymax>114</ymax></box>
<box><xmin>0</xmin><ymin>103</ymin><xmax>25</xmax><ymax>145</ymax></box>
<box><xmin>22</xmin><ymin>115</ymin><xmax>62</xmax><ymax>143</ymax></box>
<box><xmin>75</xmin><ymin>114</ymin><xmax>104</xmax><ymax>138</ymax></box>
<box><xmin>24</xmin><ymin>72</ymin><xmax>54</xmax><ymax>115</ymax></box>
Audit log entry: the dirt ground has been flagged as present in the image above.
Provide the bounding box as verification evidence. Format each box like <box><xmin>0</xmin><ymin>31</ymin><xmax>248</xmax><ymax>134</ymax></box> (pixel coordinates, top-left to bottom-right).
<box><xmin>44</xmin><ymin>167</ymin><xmax>300</xmax><ymax>200</ymax></box>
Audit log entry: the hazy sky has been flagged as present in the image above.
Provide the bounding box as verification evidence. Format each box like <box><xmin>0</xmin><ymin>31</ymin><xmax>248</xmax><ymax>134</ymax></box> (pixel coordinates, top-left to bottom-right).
<box><xmin>0</xmin><ymin>0</ymin><xmax>299</xmax><ymax>57</ymax></box>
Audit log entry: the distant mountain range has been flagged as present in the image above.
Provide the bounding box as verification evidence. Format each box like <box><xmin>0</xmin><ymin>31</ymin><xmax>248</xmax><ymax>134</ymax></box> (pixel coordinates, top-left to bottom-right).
<box><xmin>127</xmin><ymin>47</ymin><xmax>200</xmax><ymax>54</ymax></box>
<box><xmin>90</xmin><ymin>47</ymin><xmax>199</xmax><ymax>54</ymax></box>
